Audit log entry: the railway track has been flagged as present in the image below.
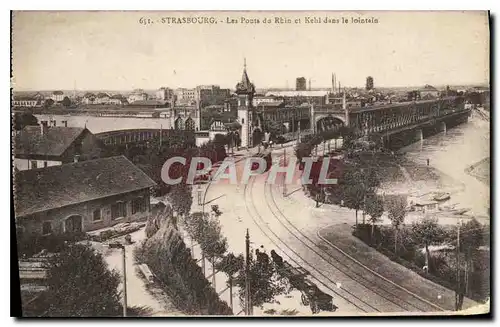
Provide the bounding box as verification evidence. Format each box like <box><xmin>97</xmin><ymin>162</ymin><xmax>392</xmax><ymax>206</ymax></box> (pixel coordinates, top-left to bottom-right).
<box><xmin>243</xmin><ymin>175</ymin><xmax>379</xmax><ymax>313</ymax></box>
<box><xmin>262</xmin><ymin>151</ymin><xmax>445</xmax><ymax>312</ymax></box>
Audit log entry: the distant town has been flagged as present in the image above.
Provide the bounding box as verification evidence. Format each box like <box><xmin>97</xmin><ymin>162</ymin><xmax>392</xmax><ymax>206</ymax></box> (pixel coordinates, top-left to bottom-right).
<box><xmin>12</xmin><ymin>74</ymin><xmax>490</xmax><ymax>134</ymax></box>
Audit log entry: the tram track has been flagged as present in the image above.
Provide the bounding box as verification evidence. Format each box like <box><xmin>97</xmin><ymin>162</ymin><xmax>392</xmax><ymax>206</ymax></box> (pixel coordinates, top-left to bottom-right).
<box><xmin>243</xmin><ymin>174</ymin><xmax>379</xmax><ymax>313</ymax></box>
<box><xmin>262</xmin><ymin>151</ymin><xmax>445</xmax><ymax>312</ymax></box>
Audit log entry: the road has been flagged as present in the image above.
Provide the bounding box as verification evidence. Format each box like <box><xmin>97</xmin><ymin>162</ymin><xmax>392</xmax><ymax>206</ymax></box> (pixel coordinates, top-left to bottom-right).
<box><xmin>201</xmin><ymin>142</ymin><xmax>478</xmax><ymax>314</ymax></box>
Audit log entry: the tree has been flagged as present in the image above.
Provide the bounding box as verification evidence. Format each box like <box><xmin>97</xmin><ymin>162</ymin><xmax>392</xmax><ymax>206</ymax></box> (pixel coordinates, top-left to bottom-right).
<box><xmin>14</xmin><ymin>112</ymin><xmax>38</xmax><ymax>131</ymax></box>
<box><xmin>294</xmin><ymin>142</ymin><xmax>313</xmax><ymax>165</ymax></box>
<box><xmin>233</xmin><ymin>249</ymin><xmax>290</xmax><ymax>310</ymax></box>
<box><xmin>61</xmin><ymin>96</ymin><xmax>71</xmax><ymax>108</ymax></box>
<box><xmin>366</xmin><ymin>76</ymin><xmax>374</xmax><ymax>91</ymax></box>
<box><xmin>216</xmin><ymin>252</ymin><xmax>244</xmax><ymax>310</ymax></box>
<box><xmin>166</xmin><ymin>184</ymin><xmax>193</xmax><ymax>218</ymax></box>
<box><xmin>386</xmin><ymin>195</ymin><xmax>407</xmax><ymax>255</ymax></box>
<box><xmin>199</xmin><ymin>218</ymin><xmax>228</xmax><ymax>289</ymax></box>
<box><xmin>44</xmin><ymin>98</ymin><xmax>55</xmax><ymax>108</ymax></box>
<box><xmin>30</xmin><ymin>243</ymin><xmax>121</xmax><ymax>317</ymax></box>
<box><xmin>460</xmin><ymin>219</ymin><xmax>485</xmax><ymax>296</ymax></box>
<box><xmin>364</xmin><ymin>195</ymin><xmax>385</xmax><ymax>239</ymax></box>
<box><xmin>412</xmin><ymin>215</ymin><xmax>441</xmax><ymax>273</ymax></box>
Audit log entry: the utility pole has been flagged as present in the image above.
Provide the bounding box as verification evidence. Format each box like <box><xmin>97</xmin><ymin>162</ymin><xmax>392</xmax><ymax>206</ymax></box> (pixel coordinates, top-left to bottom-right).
<box><xmin>283</xmin><ymin>148</ymin><xmax>287</xmax><ymax>197</ymax></box>
<box><xmin>455</xmin><ymin>219</ymin><xmax>462</xmax><ymax>311</ymax></box>
<box><xmin>297</xmin><ymin>120</ymin><xmax>301</xmax><ymax>143</ymax></box>
<box><xmin>109</xmin><ymin>243</ymin><xmax>127</xmax><ymax>317</ymax></box>
<box><xmin>245</xmin><ymin>229</ymin><xmax>252</xmax><ymax>315</ymax></box>
<box><xmin>159</xmin><ymin>124</ymin><xmax>163</xmax><ymax>149</ymax></box>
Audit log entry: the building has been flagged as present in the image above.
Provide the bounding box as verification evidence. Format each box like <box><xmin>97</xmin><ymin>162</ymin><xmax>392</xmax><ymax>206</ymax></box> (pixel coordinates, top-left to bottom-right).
<box><xmin>128</xmin><ymin>89</ymin><xmax>149</xmax><ymax>103</ymax></box>
<box><xmin>14</xmin><ymin>123</ymin><xmax>105</xmax><ymax>171</ymax></box>
<box><xmin>175</xmin><ymin>88</ymin><xmax>197</xmax><ymax>106</ymax></box>
<box><xmin>51</xmin><ymin>91</ymin><xmax>64</xmax><ymax>102</ymax></box>
<box><xmin>252</xmin><ymin>95</ymin><xmax>283</xmax><ymax>107</ymax></box>
<box><xmin>419</xmin><ymin>84</ymin><xmax>440</xmax><ymax>99</ymax></box>
<box><xmin>265</xmin><ymin>90</ymin><xmax>329</xmax><ymax>106</ymax></box>
<box><xmin>95</xmin><ymin>92</ymin><xmax>110</xmax><ymax>104</ymax></box>
<box><xmin>156</xmin><ymin>87</ymin><xmax>175</xmax><ymax>102</ymax></box>
<box><xmin>296</xmin><ymin>77</ymin><xmax>307</xmax><ymax>91</ymax></box>
<box><xmin>12</xmin><ymin>93</ymin><xmax>44</xmax><ymax>108</ymax></box>
<box><xmin>108</xmin><ymin>94</ymin><xmax>127</xmax><ymax>105</ymax></box>
<box><xmin>195</xmin><ymin>85</ymin><xmax>231</xmax><ymax>109</ymax></box>
<box><xmin>235</xmin><ymin>60</ymin><xmax>258</xmax><ymax>148</ymax></box>
<box><xmin>82</xmin><ymin>92</ymin><xmax>96</xmax><ymax>104</ymax></box>
<box><xmin>14</xmin><ymin>156</ymin><xmax>156</xmax><ymax>235</ymax></box>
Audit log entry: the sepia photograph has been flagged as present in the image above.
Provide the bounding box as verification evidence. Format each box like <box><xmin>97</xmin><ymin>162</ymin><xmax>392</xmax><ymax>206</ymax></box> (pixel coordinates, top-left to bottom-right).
<box><xmin>10</xmin><ymin>10</ymin><xmax>490</xmax><ymax>317</ymax></box>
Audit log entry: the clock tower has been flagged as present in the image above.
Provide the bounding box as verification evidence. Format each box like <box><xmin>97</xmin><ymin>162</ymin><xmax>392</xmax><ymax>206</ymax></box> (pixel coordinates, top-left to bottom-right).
<box><xmin>235</xmin><ymin>59</ymin><xmax>255</xmax><ymax>149</ymax></box>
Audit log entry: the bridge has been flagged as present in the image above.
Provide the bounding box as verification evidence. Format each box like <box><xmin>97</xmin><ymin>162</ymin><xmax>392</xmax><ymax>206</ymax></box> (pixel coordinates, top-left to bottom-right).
<box><xmin>95</xmin><ymin>128</ymin><xmax>195</xmax><ymax>147</ymax></box>
<box><xmin>306</xmin><ymin>96</ymin><xmax>470</xmax><ymax>148</ymax></box>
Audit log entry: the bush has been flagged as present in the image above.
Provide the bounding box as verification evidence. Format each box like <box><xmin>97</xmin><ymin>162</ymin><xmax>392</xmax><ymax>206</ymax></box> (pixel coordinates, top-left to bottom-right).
<box><xmin>17</xmin><ymin>232</ymin><xmax>87</xmax><ymax>258</ymax></box>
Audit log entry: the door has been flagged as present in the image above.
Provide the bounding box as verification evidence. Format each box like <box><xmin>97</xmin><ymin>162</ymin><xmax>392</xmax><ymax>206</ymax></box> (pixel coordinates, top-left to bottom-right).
<box><xmin>65</xmin><ymin>215</ymin><xmax>83</xmax><ymax>233</ymax></box>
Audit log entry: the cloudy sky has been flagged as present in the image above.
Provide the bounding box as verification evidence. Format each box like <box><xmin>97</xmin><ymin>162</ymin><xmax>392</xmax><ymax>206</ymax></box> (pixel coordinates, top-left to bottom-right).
<box><xmin>12</xmin><ymin>11</ymin><xmax>489</xmax><ymax>91</ymax></box>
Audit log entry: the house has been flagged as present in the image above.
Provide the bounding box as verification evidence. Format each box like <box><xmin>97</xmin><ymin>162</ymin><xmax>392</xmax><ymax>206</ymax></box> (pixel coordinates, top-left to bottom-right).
<box><xmin>419</xmin><ymin>85</ymin><xmax>440</xmax><ymax>99</ymax></box>
<box><xmin>51</xmin><ymin>91</ymin><xmax>64</xmax><ymax>102</ymax></box>
<box><xmin>95</xmin><ymin>92</ymin><xmax>110</xmax><ymax>104</ymax></box>
<box><xmin>128</xmin><ymin>89</ymin><xmax>149</xmax><ymax>103</ymax></box>
<box><xmin>13</xmin><ymin>93</ymin><xmax>44</xmax><ymax>108</ymax></box>
<box><xmin>108</xmin><ymin>94</ymin><xmax>126</xmax><ymax>105</ymax></box>
<box><xmin>82</xmin><ymin>92</ymin><xmax>96</xmax><ymax>104</ymax></box>
<box><xmin>14</xmin><ymin>156</ymin><xmax>156</xmax><ymax>235</ymax></box>
<box><xmin>14</xmin><ymin>123</ymin><xmax>105</xmax><ymax>171</ymax></box>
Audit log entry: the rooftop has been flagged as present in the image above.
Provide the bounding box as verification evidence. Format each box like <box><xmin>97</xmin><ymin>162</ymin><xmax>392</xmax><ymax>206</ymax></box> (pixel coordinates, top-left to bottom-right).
<box><xmin>14</xmin><ymin>155</ymin><xmax>156</xmax><ymax>217</ymax></box>
<box><xmin>15</xmin><ymin>126</ymin><xmax>87</xmax><ymax>157</ymax></box>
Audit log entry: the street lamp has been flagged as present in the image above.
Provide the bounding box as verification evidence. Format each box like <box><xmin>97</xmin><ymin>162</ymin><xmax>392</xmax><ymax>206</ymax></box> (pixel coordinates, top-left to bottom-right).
<box><xmin>109</xmin><ymin>242</ymin><xmax>127</xmax><ymax>317</ymax></box>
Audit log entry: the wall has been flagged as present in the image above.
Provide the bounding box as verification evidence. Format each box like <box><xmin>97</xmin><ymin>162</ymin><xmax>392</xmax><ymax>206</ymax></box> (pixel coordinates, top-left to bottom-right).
<box><xmin>17</xmin><ymin>188</ymin><xmax>151</xmax><ymax>235</ymax></box>
<box><xmin>14</xmin><ymin>158</ymin><xmax>61</xmax><ymax>171</ymax></box>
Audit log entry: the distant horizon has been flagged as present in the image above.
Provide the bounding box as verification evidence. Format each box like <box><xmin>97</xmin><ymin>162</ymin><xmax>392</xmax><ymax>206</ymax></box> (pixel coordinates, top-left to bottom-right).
<box><xmin>12</xmin><ymin>83</ymin><xmax>490</xmax><ymax>94</ymax></box>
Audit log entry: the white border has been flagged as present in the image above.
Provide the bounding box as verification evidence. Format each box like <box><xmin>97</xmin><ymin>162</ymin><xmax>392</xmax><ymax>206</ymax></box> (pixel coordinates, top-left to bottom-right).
<box><xmin>3</xmin><ymin>1</ymin><xmax>497</xmax><ymax>326</ymax></box>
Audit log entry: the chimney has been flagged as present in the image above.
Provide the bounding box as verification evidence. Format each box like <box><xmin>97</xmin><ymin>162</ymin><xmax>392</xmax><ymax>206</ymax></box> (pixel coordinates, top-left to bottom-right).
<box><xmin>40</xmin><ymin>121</ymin><xmax>48</xmax><ymax>135</ymax></box>
<box><xmin>74</xmin><ymin>154</ymin><xmax>80</xmax><ymax>163</ymax></box>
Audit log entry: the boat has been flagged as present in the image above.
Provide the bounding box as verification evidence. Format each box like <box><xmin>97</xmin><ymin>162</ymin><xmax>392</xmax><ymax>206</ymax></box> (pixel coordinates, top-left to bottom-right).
<box><xmin>433</xmin><ymin>192</ymin><xmax>451</xmax><ymax>201</ymax></box>
<box><xmin>453</xmin><ymin>208</ymin><xmax>471</xmax><ymax>215</ymax></box>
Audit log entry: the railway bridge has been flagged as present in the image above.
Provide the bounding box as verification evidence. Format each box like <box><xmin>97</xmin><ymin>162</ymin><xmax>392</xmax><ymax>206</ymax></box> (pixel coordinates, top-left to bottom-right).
<box><xmin>307</xmin><ymin>96</ymin><xmax>470</xmax><ymax>148</ymax></box>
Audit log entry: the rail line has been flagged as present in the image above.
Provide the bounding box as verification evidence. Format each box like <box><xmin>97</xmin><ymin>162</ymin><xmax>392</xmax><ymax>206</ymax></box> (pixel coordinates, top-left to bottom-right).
<box><xmin>265</xmin><ymin>151</ymin><xmax>445</xmax><ymax>312</ymax></box>
<box><xmin>243</xmin><ymin>175</ymin><xmax>379</xmax><ymax>313</ymax></box>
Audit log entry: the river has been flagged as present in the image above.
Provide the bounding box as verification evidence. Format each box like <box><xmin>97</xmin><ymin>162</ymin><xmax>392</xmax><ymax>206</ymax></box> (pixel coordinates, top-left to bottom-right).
<box><xmin>399</xmin><ymin>114</ymin><xmax>490</xmax><ymax>220</ymax></box>
<box><xmin>35</xmin><ymin>114</ymin><xmax>172</xmax><ymax>134</ymax></box>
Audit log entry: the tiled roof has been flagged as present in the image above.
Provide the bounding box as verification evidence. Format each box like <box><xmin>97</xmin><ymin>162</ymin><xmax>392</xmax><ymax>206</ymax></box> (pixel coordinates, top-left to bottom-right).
<box><xmin>14</xmin><ymin>156</ymin><xmax>156</xmax><ymax>217</ymax></box>
<box><xmin>14</xmin><ymin>126</ymin><xmax>87</xmax><ymax>157</ymax></box>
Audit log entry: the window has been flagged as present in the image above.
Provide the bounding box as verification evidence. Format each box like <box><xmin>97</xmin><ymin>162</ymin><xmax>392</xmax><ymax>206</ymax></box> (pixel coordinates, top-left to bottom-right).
<box><xmin>31</xmin><ymin>160</ymin><xmax>37</xmax><ymax>169</ymax></box>
<box><xmin>111</xmin><ymin>201</ymin><xmax>127</xmax><ymax>220</ymax></box>
<box><xmin>43</xmin><ymin>161</ymin><xmax>48</xmax><ymax>168</ymax></box>
<box><xmin>93</xmin><ymin>209</ymin><xmax>102</xmax><ymax>221</ymax></box>
<box><xmin>42</xmin><ymin>221</ymin><xmax>52</xmax><ymax>235</ymax></box>
<box><xmin>132</xmin><ymin>197</ymin><xmax>147</xmax><ymax>215</ymax></box>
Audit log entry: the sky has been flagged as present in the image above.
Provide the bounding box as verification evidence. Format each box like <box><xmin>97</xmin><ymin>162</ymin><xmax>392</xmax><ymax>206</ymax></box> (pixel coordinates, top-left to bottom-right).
<box><xmin>11</xmin><ymin>11</ymin><xmax>490</xmax><ymax>91</ymax></box>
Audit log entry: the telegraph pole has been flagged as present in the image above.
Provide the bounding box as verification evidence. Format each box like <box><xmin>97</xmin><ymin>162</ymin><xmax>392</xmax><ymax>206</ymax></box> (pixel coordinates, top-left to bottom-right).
<box><xmin>245</xmin><ymin>229</ymin><xmax>252</xmax><ymax>315</ymax></box>
<box><xmin>283</xmin><ymin>148</ymin><xmax>287</xmax><ymax>197</ymax></box>
<box><xmin>297</xmin><ymin>120</ymin><xmax>301</xmax><ymax>143</ymax></box>
<box><xmin>455</xmin><ymin>219</ymin><xmax>462</xmax><ymax>311</ymax></box>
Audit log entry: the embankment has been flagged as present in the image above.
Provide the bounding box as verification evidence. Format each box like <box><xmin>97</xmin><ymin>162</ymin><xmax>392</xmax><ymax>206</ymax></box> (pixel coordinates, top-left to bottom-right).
<box><xmin>136</xmin><ymin>210</ymin><xmax>233</xmax><ymax>315</ymax></box>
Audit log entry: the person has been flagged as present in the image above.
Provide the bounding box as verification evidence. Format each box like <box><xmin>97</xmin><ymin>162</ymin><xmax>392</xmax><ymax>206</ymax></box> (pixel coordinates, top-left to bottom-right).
<box><xmin>427</xmin><ymin>158</ymin><xmax>430</xmax><ymax>166</ymax></box>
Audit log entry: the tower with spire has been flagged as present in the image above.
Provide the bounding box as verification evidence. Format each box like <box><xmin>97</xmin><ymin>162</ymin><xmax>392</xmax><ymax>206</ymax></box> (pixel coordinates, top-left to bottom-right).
<box><xmin>235</xmin><ymin>58</ymin><xmax>255</xmax><ymax>148</ymax></box>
